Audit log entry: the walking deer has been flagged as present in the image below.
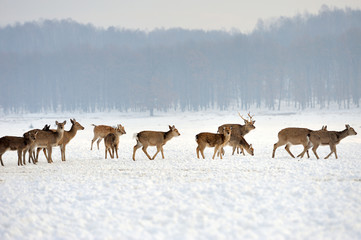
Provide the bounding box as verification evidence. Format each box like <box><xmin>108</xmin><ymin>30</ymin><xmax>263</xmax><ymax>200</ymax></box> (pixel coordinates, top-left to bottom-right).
<box><xmin>218</xmin><ymin>112</ymin><xmax>255</xmax><ymax>155</ymax></box>
<box><xmin>0</xmin><ymin>131</ymin><xmax>37</xmax><ymax>166</ymax></box>
<box><xmin>30</xmin><ymin>121</ymin><xmax>66</xmax><ymax>163</ymax></box>
<box><xmin>91</xmin><ymin>124</ymin><xmax>126</xmax><ymax>150</ymax></box>
<box><xmin>307</xmin><ymin>124</ymin><xmax>357</xmax><ymax>159</ymax></box>
<box><xmin>272</xmin><ymin>127</ymin><xmax>313</xmax><ymax>158</ymax></box>
<box><xmin>196</xmin><ymin>126</ymin><xmax>232</xmax><ymax>159</ymax></box>
<box><xmin>104</xmin><ymin>130</ymin><xmax>124</xmax><ymax>159</ymax></box>
<box><xmin>272</xmin><ymin>126</ymin><xmax>328</xmax><ymax>158</ymax></box>
<box><xmin>132</xmin><ymin>125</ymin><xmax>180</xmax><ymax>161</ymax></box>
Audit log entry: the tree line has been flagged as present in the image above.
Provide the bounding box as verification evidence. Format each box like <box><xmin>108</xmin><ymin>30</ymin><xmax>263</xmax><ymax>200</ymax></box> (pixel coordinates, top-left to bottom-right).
<box><xmin>0</xmin><ymin>6</ymin><xmax>360</xmax><ymax>114</ymax></box>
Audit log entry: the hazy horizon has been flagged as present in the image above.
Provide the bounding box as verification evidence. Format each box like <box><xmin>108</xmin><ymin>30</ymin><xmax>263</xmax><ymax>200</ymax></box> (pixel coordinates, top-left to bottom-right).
<box><xmin>1</xmin><ymin>0</ymin><xmax>361</xmax><ymax>33</ymax></box>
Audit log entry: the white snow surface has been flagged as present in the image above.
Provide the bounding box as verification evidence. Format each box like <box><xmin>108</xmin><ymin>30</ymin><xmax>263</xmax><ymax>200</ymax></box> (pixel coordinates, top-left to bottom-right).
<box><xmin>0</xmin><ymin>109</ymin><xmax>361</xmax><ymax>240</ymax></box>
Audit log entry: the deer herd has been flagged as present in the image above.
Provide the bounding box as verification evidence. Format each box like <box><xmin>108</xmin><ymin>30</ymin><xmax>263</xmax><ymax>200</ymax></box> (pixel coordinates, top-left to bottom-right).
<box><xmin>0</xmin><ymin>113</ymin><xmax>357</xmax><ymax>167</ymax></box>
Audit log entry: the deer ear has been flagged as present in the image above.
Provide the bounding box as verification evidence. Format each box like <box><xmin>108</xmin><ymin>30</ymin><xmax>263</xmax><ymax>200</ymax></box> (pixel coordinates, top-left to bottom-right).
<box><xmin>55</xmin><ymin>121</ymin><xmax>59</xmax><ymax>125</ymax></box>
<box><xmin>70</xmin><ymin>119</ymin><xmax>74</xmax><ymax>124</ymax></box>
<box><xmin>244</xmin><ymin>120</ymin><xmax>247</xmax><ymax>124</ymax></box>
<box><xmin>252</xmin><ymin>120</ymin><xmax>256</xmax><ymax>124</ymax></box>
<box><xmin>63</xmin><ymin>120</ymin><xmax>67</xmax><ymax>125</ymax></box>
<box><xmin>345</xmin><ymin>124</ymin><xmax>350</xmax><ymax>129</ymax></box>
<box><xmin>169</xmin><ymin>125</ymin><xmax>172</xmax><ymax>130</ymax></box>
<box><xmin>250</xmin><ymin>144</ymin><xmax>252</xmax><ymax>148</ymax></box>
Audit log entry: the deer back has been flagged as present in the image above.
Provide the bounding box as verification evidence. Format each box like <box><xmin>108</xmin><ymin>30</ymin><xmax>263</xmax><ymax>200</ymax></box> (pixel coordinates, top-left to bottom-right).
<box><xmin>137</xmin><ymin>125</ymin><xmax>180</xmax><ymax>146</ymax></box>
<box><xmin>277</xmin><ymin>128</ymin><xmax>311</xmax><ymax>145</ymax></box>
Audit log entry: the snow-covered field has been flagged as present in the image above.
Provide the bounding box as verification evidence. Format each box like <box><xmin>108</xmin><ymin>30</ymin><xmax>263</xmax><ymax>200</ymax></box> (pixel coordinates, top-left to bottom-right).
<box><xmin>0</xmin><ymin>109</ymin><xmax>360</xmax><ymax>240</ymax></box>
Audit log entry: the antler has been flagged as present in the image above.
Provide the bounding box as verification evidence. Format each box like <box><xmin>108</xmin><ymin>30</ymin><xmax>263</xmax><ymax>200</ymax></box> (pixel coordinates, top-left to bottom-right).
<box><xmin>247</xmin><ymin>112</ymin><xmax>255</xmax><ymax>121</ymax></box>
<box><xmin>238</xmin><ymin>112</ymin><xmax>248</xmax><ymax>122</ymax></box>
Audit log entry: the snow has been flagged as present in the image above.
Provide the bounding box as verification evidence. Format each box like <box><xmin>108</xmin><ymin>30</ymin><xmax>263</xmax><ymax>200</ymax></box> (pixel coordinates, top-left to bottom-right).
<box><xmin>0</xmin><ymin>109</ymin><xmax>361</xmax><ymax>239</ymax></box>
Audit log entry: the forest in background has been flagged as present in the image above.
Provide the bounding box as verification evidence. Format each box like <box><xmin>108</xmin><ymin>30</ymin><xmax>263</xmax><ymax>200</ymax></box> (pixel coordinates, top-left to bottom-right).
<box><xmin>0</xmin><ymin>6</ymin><xmax>360</xmax><ymax>114</ymax></box>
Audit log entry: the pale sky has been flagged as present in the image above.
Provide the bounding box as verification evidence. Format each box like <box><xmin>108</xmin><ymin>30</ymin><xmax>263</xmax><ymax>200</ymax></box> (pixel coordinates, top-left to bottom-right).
<box><xmin>1</xmin><ymin>0</ymin><xmax>360</xmax><ymax>32</ymax></box>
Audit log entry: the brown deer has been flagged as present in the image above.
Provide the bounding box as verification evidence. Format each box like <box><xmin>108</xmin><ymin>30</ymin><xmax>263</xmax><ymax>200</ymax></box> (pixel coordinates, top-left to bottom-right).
<box><xmin>91</xmin><ymin>124</ymin><xmax>126</xmax><ymax>150</ymax></box>
<box><xmin>31</xmin><ymin>121</ymin><xmax>66</xmax><ymax>163</ymax></box>
<box><xmin>272</xmin><ymin>127</ymin><xmax>313</xmax><ymax>158</ymax></box>
<box><xmin>220</xmin><ymin>135</ymin><xmax>254</xmax><ymax>156</ymax></box>
<box><xmin>104</xmin><ymin>130</ymin><xmax>124</xmax><ymax>159</ymax></box>
<box><xmin>218</xmin><ymin>112</ymin><xmax>255</xmax><ymax>155</ymax></box>
<box><xmin>24</xmin><ymin>124</ymin><xmax>51</xmax><ymax>164</ymax></box>
<box><xmin>196</xmin><ymin>126</ymin><xmax>232</xmax><ymax>159</ymax></box>
<box><xmin>308</xmin><ymin>124</ymin><xmax>357</xmax><ymax>159</ymax></box>
<box><xmin>132</xmin><ymin>125</ymin><xmax>180</xmax><ymax>161</ymax></box>
<box><xmin>272</xmin><ymin>126</ymin><xmax>328</xmax><ymax>158</ymax></box>
<box><xmin>0</xmin><ymin>131</ymin><xmax>37</xmax><ymax>166</ymax></box>
<box><xmin>56</xmin><ymin>119</ymin><xmax>85</xmax><ymax>161</ymax></box>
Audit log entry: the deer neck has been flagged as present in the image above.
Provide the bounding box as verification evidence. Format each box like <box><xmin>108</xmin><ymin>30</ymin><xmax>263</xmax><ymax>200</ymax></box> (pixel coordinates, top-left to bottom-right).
<box><xmin>68</xmin><ymin>125</ymin><xmax>78</xmax><ymax>139</ymax></box>
<box><xmin>164</xmin><ymin>130</ymin><xmax>175</xmax><ymax>143</ymax></box>
<box><xmin>223</xmin><ymin>133</ymin><xmax>231</xmax><ymax>144</ymax></box>
<box><xmin>335</xmin><ymin>129</ymin><xmax>349</xmax><ymax>143</ymax></box>
<box><xmin>55</xmin><ymin>128</ymin><xmax>65</xmax><ymax>142</ymax></box>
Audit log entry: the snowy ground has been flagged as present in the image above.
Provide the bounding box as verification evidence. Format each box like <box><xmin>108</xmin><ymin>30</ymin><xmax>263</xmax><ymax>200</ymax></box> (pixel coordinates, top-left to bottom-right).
<box><xmin>0</xmin><ymin>109</ymin><xmax>361</xmax><ymax>240</ymax></box>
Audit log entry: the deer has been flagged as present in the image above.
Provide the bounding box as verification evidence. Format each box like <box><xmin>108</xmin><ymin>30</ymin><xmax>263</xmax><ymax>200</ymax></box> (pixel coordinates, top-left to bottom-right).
<box><xmin>218</xmin><ymin>112</ymin><xmax>255</xmax><ymax>155</ymax></box>
<box><xmin>272</xmin><ymin>126</ymin><xmax>327</xmax><ymax>159</ymax></box>
<box><xmin>196</xmin><ymin>126</ymin><xmax>232</xmax><ymax>160</ymax></box>
<box><xmin>132</xmin><ymin>125</ymin><xmax>180</xmax><ymax>161</ymax></box>
<box><xmin>0</xmin><ymin>131</ymin><xmax>37</xmax><ymax>166</ymax></box>
<box><xmin>104</xmin><ymin>130</ymin><xmax>125</xmax><ymax>159</ymax></box>
<box><xmin>29</xmin><ymin>121</ymin><xmax>66</xmax><ymax>163</ymax></box>
<box><xmin>307</xmin><ymin>124</ymin><xmax>357</xmax><ymax>159</ymax></box>
<box><xmin>24</xmin><ymin>124</ymin><xmax>51</xmax><ymax>164</ymax></box>
<box><xmin>91</xmin><ymin>124</ymin><xmax>126</xmax><ymax>150</ymax></box>
<box><xmin>56</xmin><ymin>119</ymin><xmax>85</xmax><ymax>161</ymax></box>
<box><xmin>220</xmin><ymin>135</ymin><xmax>254</xmax><ymax>157</ymax></box>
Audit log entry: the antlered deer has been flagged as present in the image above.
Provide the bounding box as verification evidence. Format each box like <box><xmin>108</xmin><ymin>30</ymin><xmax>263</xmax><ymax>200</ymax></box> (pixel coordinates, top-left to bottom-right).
<box><xmin>132</xmin><ymin>125</ymin><xmax>180</xmax><ymax>161</ymax></box>
<box><xmin>196</xmin><ymin>126</ymin><xmax>232</xmax><ymax>159</ymax></box>
<box><xmin>308</xmin><ymin>124</ymin><xmax>357</xmax><ymax>159</ymax></box>
<box><xmin>91</xmin><ymin>124</ymin><xmax>126</xmax><ymax>150</ymax></box>
<box><xmin>0</xmin><ymin>131</ymin><xmax>37</xmax><ymax>166</ymax></box>
<box><xmin>104</xmin><ymin>129</ymin><xmax>125</xmax><ymax>159</ymax></box>
<box><xmin>218</xmin><ymin>112</ymin><xmax>255</xmax><ymax>155</ymax></box>
<box><xmin>30</xmin><ymin>121</ymin><xmax>66</xmax><ymax>163</ymax></box>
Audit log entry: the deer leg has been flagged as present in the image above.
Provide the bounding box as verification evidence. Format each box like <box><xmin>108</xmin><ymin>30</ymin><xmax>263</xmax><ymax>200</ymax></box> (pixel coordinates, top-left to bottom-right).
<box><xmin>22</xmin><ymin>149</ymin><xmax>27</xmax><ymax>165</ymax></box>
<box><xmin>272</xmin><ymin>141</ymin><xmax>285</xmax><ymax>158</ymax></box>
<box><xmin>284</xmin><ymin>144</ymin><xmax>295</xmax><ymax>158</ymax></box>
<box><xmin>196</xmin><ymin>146</ymin><xmax>200</xmax><ymax>159</ymax></box>
<box><xmin>90</xmin><ymin>137</ymin><xmax>98</xmax><ymax>150</ymax></box>
<box><xmin>47</xmin><ymin>147</ymin><xmax>53</xmax><ymax>163</ymax></box>
<box><xmin>61</xmin><ymin>145</ymin><xmax>66</xmax><ymax>161</ymax></box>
<box><xmin>213</xmin><ymin>146</ymin><xmax>221</xmax><ymax>159</ymax></box>
<box><xmin>111</xmin><ymin>147</ymin><xmax>115</xmax><ymax>159</ymax></box>
<box><xmin>132</xmin><ymin>141</ymin><xmax>142</xmax><ymax>161</ymax></box>
<box><xmin>160</xmin><ymin>147</ymin><xmax>164</xmax><ymax>159</ymax></box>
<box><xmin>35</xmin><ymin>148</ymin><xmax>42</xmax><ymax>163</ymax></box>
<box><xmin>142</xmin><ymin>146</ymin><xmax>153</xmax><ymax>160</ymax></box>
<box><xmin>96</xmin><ymin>139</ymin><xmax>102</xmax><ymax>150</ymax></box>
<box><xmin>43</xmin><ymin>148</ymin><xmax>48</xmax><ymax>161</ymax></box>
<box><xmin>232</xmin><ymin>146</ymin><xmax>236</xmax><ymax>155</ymax></box>
<box><xmin>312</xmin><ymin>144</ymin><xmax>320</xmax><ymax>159</ymax></box>
<box><xmin>0</xmin><ymin>154</ymin><xmax>3</xmax><ymax>166</ymax></box>
<box><xmin>325</xmin><ymin>144</ymin><xmax>337</xmax><ymax>159</ymax></box>
<box><xmin>115</xmin><ymin>145</ymin><xmax>119</xmax><ymax>159</ymax></box>
<box><xmin>17</xmin><ymin>149</ymin><xmax>22</xmax><ymax>166</ymax></box>
<box><xmin>152</xmin><ymin>146</ymin><xmax>162</xmax><ymax>160</ymax></box>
